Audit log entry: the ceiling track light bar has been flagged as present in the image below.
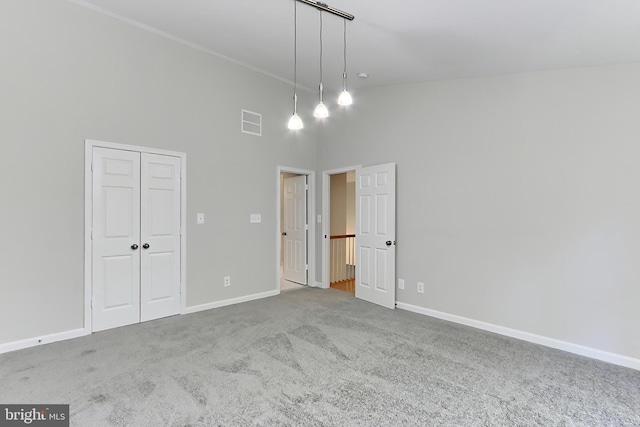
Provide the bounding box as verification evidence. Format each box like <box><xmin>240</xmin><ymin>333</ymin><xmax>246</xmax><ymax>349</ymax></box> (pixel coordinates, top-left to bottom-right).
<box><xmin>295</xmin><ymin>0</ymin><xmax>355</xmax><ymax>21</ymax></box>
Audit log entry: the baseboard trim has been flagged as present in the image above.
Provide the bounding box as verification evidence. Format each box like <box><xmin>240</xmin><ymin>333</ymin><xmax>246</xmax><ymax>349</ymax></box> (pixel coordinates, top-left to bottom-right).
<box><xmin>184</xmin><ymin>290</ymin><xmax>279</xmax><ymax>315</ymax></box>
<box><xmin>0</xmin><ymin>328</ymin><xmax>87</xmax><ymax>355</ymax></box>
<box><xmin>1</xmin><ymin>291</ymin><xmax>279</xmax><ymax>354</ymax></box>
<box><xmin>396</xmin><ymin>302</ymin><xmax>640</xmax><ymax>371</ymax></box>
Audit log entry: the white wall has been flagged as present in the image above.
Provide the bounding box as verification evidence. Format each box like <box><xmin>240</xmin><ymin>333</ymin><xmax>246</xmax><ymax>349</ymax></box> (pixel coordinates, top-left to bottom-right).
<box><xmin>319</xmin><ymin>63</ymin><xmax>640</xmax><ymax>361</ymax></box>
<box><xmin>329</xmin><ymin>173</ymin><xmax>355</xmax><ymax>236</ymax></box>
<box><xmin>346</xmin><ymin>178</ymin><xmax>355</xmax><ymax>235</ymax></box>
<box><xmin>0</xmin><ymin>0</ymin><xmax>318</xmax><ymax>344</ymax></box>
<box><xmin>330</xmin><ymin>173</ymin><xmax>347</xmax><ymax>236</ymax></box>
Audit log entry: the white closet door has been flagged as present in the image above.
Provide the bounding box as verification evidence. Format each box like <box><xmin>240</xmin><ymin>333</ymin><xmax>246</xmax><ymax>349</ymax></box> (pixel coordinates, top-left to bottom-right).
<box><xmin>140</xmin><ymin>153</ymin><xmax>182</xmax><ymax>322</ymax></box>
<box><xmin>92</xmin><ymin>148</ymin><xmax>141</xmax><ymax>332</ymax></box>
<box><xmin>355</xmin><ymin>163</ymin><xmax>396</xmax><ymax>309</ymax></box>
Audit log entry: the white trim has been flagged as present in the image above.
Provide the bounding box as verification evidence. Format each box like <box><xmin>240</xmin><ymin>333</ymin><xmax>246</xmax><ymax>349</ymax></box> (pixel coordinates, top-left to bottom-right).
<box><xmin>315</xmin><ymin>281</ymin><xmax>323</xmax><ymax>288</ymax></box>
<box><xmin>84</xmin><ymin>139</ymin><xmax>187</xmax><ymax>334</ymax></box>
<box><xmin>184</xmin><ymin>290</ymin><xmax>279</xmax><ymax>315</ymax></box>
<box><xmin>396</xmin><ymin>302</ymin><xmax>640</xmax><ymax>372</ymax></box>
<box><xmin>85</xmin><ymin>139</ymin><xmax>186</xmax><ymax>157</ymax></box>
<box><xmin>84</xmin><ymin>142</ymin><xmax>93</xmax><ymax>335</ymax></box>
<box><xmin>276</xmin><ymin>166</ymin><xmax>316</xmax><ymax>292</ymax></box>
<box><xmin>65</xmin><ymin>0</ymin><xmax>314</xmax><ymax>93</ymax></box>
<box><xmin>0</xmin><ymin>329</ymin><xmax>86</xmax><ymax>355</ymax></box>
<box><xmin>179</xmin><ymin>155</ymin><xmax>188</xmax><ymax>314</ymax></box>
<box><xmin>321</xmin><ymin>165</ymin><xmax>361</xmax><ymax>289</ymax></box>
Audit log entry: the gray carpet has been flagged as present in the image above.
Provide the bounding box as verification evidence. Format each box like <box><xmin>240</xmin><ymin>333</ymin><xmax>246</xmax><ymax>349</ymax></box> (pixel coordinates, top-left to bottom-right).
<box><xmin>1</xmin><ymin>288</ymin><xmax>639</xmax><ymax>426</ymax></box>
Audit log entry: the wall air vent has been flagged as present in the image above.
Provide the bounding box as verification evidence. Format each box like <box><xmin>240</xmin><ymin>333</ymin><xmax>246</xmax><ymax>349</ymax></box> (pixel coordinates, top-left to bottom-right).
<box><xmin>241</xmin><ymin>109</ymin><xmax>262</xmax><ymax>136</ymax></box>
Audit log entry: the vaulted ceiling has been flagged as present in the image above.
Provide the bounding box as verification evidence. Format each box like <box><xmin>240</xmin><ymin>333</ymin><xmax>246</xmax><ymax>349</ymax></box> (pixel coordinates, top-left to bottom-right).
<box><xmin>71</xmin><ymin>0</ymin><xmax>640</xmax><ymax>93</ymax></box>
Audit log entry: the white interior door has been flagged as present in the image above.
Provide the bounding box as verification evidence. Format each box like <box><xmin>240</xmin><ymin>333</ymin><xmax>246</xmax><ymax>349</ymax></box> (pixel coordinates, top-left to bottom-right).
<box><xmin>355</xmin><ymin>163</ymin><xmax>396</xmax><ymax>309</ymax></box>
<box><xmin>92</xmin><ymin>148</ymin><xmax>141</xmax><ymax>332</ymax></box>
<box><xmin>140</xmin><ymin>153</ymin><xmax>181</xmax><ymax>322</ymax></box>
<box><xmin>283</xmin><ymin>175</ymin><xmax>308</xmax><ymax>285</ymax></box>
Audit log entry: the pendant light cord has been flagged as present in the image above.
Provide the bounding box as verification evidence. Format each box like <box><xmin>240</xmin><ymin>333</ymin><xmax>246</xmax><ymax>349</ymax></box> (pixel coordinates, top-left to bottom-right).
<box><xmin>343</xmin><ymin>18</ymin><xmax>347</xmax><ymax>90</ymax></box>
<box><xmin>319</xmin><ymin>11</ymin><xmax>323</xmax><ymax>102</ymax></box>
<box><xmin>293</xmin><ymin>0</ymin><xmax>298</xmax><ymax>113</ymax></box>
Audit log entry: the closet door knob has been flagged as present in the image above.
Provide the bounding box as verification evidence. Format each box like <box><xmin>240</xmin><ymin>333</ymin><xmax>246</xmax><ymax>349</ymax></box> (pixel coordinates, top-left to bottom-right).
<box><xmin>142</xmin><ymin>243</ymin><xmax>150</xmax><ymax>249</ymax></box>
<box><xmin>131</xmin><ymin>244</ymin><xmax>139</xmax><ymax>250</ymax></box>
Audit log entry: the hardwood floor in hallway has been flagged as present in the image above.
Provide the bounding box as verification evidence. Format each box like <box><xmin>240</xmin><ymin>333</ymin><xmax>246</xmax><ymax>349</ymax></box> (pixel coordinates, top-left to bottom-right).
<box><xmin>330</xmin><ymin>279</ymin><xmax>355</xmax><ymax>294</ymax></box>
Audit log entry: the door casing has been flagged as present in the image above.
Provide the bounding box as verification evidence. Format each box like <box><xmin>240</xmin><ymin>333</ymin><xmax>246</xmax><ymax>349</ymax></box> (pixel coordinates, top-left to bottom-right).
<box><xmin>84</xmin><ymin>139</ymin><xmax>187</xmax><ymax>335</ymax></box>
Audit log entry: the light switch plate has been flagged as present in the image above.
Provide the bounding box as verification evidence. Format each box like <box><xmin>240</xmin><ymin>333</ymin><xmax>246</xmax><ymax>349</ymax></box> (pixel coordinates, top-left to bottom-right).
<box><xmin>398</xmin><ymin>279</ymin><xmax>405</xmax><ymax>290</ymax></box>
<box><xmin>197</xmin><ymin>213</ymin><xmax>205</xmax><ymax>224</ymax></box>
<box><xmin>250</xmin><ymin>214</ymin><xmax>261</xmax><ymax>224</ymax></box>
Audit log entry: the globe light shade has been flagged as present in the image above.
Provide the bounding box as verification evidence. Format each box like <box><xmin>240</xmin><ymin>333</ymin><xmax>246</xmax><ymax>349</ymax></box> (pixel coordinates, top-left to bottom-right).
<box><xmin>287</xmin><ymin>113</ymin><xmax>303</xmax><ymax>130</ymax></box>
<box><xmin>338</xmin><ymin>90</ymin><xmax>353</xmax><ymax>106</ymax></box>
<box><xmin>313</xmin><ymin>102</ymin><xmax>329</xmax><ymax>118</ymax></box>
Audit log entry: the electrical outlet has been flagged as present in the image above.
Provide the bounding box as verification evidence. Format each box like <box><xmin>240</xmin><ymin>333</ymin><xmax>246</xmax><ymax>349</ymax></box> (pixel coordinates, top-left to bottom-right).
<box><xmin>250</xmin><ymin>214</ymin><xmax>261</xmax><ymax>224</ymax></box>
<box><xmin>417</xmin><ymin>282</ymin><xmax>424</xmax><ymax>294</ymax></box>
<box><xmin>197</xmin><ymin>213</ymin><xmax>205</xmax><ymax>224</ymax></box>
<box><xmin>398</xmin><ymin>278</ymin><xmax>405</xmax><ymax>290</ymax></box>
<box><xmin>224</xmin><ymin>276</ymin><xmax>231</xmax><ymax>287</ymax></box>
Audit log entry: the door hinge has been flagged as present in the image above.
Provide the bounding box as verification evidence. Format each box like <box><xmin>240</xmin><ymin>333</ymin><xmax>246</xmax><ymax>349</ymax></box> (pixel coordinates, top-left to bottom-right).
<box><xmin>305</xmin><ymin>224</ymin><xmax>309</xmax><ymax>230</ymax></box>
<box><xmin>91</xmin><ymin>230</ymin><xmax>93</xmax><ymax>240</ymax></box>
<box><xmin>305</xmin><ymin>264</ymin><xmax>309</xmax><ymax>270</ymax></box>
<box><xmin>91</xmin><ymin>163</ymin><xmax>94</xmax><ymax>172</ymax></box>
<box><xmin>305</xmin><ymin>184</ymin><xmax>309</xmax><ymax>190</ymax></box>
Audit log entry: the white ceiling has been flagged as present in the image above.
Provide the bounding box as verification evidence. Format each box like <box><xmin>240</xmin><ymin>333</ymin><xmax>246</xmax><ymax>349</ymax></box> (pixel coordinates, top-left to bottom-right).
<box><xmin>71</xmin><ymin>0</ymin><xmax>640</xmax><ymax>93</ymax></box>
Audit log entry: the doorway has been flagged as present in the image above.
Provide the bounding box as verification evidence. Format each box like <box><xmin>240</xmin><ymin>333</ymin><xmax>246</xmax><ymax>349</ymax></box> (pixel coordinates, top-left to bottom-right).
<box><xmin>276</xmin><ymin>166</ymin><xmax>316</xmax><ymax>293</ymax></box>
<box><xmin>322</xmin><ymin>165</ymin><xmax>360</xmax><ymax>290</ymax></box>
<box><xmin>322</xmin><ymin>163</ymin><xmax>397</xmax><ymax>309</ymax></box>
<box><xmin>84</xmin><ymin>140</ymin><xmax>187</xmax><ymax>334</ymax></box>
<box><xmin>329</xmin><ymin>172</ymin><xmax>357</xmax><ymax>293</ymax></box>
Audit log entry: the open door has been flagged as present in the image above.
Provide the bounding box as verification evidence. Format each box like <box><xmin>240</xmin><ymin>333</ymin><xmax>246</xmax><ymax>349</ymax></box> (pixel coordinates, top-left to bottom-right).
<box><xmin>283</xmin><ymin>175</ymin><xmax>308</xmax><ymax>285</ymax></box>
<box><xmin>355</xmin><ymin>163</ymin><xmax>396</xmax><ymax>309</ymax></box>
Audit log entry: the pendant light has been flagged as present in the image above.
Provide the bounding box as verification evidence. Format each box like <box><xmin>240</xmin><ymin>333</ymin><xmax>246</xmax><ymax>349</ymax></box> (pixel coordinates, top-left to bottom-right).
<box><xmin>337</xmin><ymin>18</ymin><xmax>353</xmax><ymax>106</ymax></box>
<box><xmin>313</xmin><ymin>11</ymin><xmax>329</xmax><ymax>119</ymax></box>
<box><xmin>287</xmin><ymin>0</ymin><xmax>303</xmax><ymax>130</ymax></box>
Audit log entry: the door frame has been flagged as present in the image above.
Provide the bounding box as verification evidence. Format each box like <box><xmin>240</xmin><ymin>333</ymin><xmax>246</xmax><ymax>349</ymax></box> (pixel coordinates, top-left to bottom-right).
<box><xmin>84</xmin><ymin>139</ymin><xmax>187</xmax><ymax>335</ymax></box>
<box><xmin>276</xmin><ymin>166</ymin><xmax>316</xmax><ymax>291</ymax></box>
<box><xmin>321</xmin><ymin>165</ymin><xmax>362</xmax><ymax>289</ymax></box>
